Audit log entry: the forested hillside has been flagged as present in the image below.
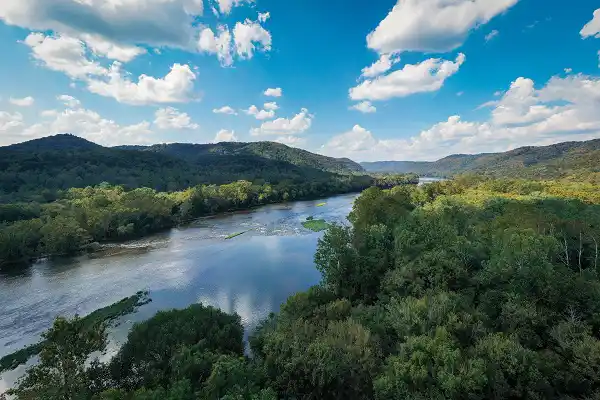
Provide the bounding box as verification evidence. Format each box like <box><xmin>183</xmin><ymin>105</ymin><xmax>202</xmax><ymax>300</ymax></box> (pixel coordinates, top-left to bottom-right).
<box><xmin>127</xmin><ymin>141</ymin><xmax>365</xmax><ymax>175</ymax></box>
<box><xmin>8</xmin><ymin>176</ymin><xmax>600</xmax><ymax>399</ymax></box>
<box><xmin>361</xmin><ymin>138</ymin><xmax>600</xmax><ymax>180</ymax></box>
<box><xmin>0</xmin><ymin>134</ymin><xmax>364</xmax><ymax>202</ymax></box>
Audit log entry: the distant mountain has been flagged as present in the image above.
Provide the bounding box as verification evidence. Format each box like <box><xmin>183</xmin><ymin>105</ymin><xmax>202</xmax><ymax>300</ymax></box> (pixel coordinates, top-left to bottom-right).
<box><xmin>361</xmin><ymin>139</ymin><xmax>600</xmax><ymax>178</ymax></box>
<box><xmin>117</xmin><ymin>141</ymin><xmax>365</xmax><ymax>175</ymax></box>
<box><xmin>0</xmin><ymin>134</ymin><xmax>369</xmax><ymax>202</ymax></box>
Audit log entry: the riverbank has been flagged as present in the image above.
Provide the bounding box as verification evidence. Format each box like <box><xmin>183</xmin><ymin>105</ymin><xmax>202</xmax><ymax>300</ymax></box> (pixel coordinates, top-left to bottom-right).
<box><xmin>0</xmin><ymin>177</ymin><xmax>420</xmax><ymax>269</ymax></box>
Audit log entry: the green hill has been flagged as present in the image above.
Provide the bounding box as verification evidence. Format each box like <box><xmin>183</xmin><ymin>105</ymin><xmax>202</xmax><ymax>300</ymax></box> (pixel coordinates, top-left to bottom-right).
<box><xmin>119</xmin><ymin>141</ymin><xmax>364</xmax><ymax>174</ymax></box>
<box><xmin>0</xmin><ymin>134</ymin><xmax>367</xmax><ymax>202</ymax></box>
<box><xmin>361</xmin><ymin>138</ymin><xmax>600</xmax><ymax>178</ymax></box>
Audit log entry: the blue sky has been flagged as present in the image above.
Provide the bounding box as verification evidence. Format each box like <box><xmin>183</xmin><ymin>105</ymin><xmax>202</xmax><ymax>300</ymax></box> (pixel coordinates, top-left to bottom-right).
<box><xmin>0</xmin><ymin>0</ymin><xmax>600</xmax><ymax>161</ymax></box>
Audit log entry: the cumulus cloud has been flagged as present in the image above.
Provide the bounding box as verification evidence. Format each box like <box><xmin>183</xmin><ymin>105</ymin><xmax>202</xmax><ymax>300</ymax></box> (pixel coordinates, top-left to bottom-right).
<box><xmin>24</xmin><ymin>33</ymin><xmax>106</xmax><ymax>79</ymax></box>
<box><xmin>250</xmin><ymin>108</ymin><xmax>312</xmax><ymax>136</ymax></box>
<box><xmin>0</xmin><ymin>103</ymin><xmax>156</xmax><ymax>147</ymax></box>
<box><xmin>80</xmin><ymin>34</ymin><xmax>146</xmax><ymax>62</ymax></box>
<box><xmin>233</xmin><ymin>19</ymin><xmax>272</xmax><ymax>59</ymax></box>
<box><xmin>361</xmin><ymin>54</ymin><xmax>399</xmax><ymax>78</ymax></box>
<box><xmin>0</xmin><ymin>111</ymin><xmax>24</xmax><ymax>134</ymax></box>
<box><xmin>350</xmin><ymin>53</ymin><xmax>466</xmax><ymax>101</ymax></box>
<box><xmin>581</xmin><ymin>9</ymin><xmax>600</xmax><ymax>39</ymax></box>
<box><xmin>258</xmin><ymin>12</ymin><xmax>270</xmax><ymax>23</ymax></box>
<box><xmin>9</xmin><ymin>97</ymin><xmax>35</xmax><ymax>107</ymax></box>
<box><xmin>213</xmin><ymin>105</ymin><xmax>237</xmax><ymax>115</ymax></box>
<box><xmin>264</xmin><ymin>87</ymin><xmax>282</xmax><ymax>97</ymax></box>
<box><xmin>274</xmin><ymin>136</ymin><xmax>306</xmax><ymax>148</ymax></box>
<box><xmin>86</xmin><ymin>62</ymin><xmax>197</xmax><ymax>105</ymax></box>
<box><xmin>244</xmin><ymin>105</ymin><xmax>275</xmax><ymax>120</ymax></box>
<box><xmin>321</xmin><ymin>125</ymin><xmax>378</xmax><ymax>155</ymax></box>
<box><xmin>214</xmin><ymin>0</ymin><xmax>254</xmax><ymax>15</ymax></box>
<box><xmin>324</xmin><ymin>73</ymin><xmax>600</xmax><ymax>161</ymax></box>
<box><xmin>154</xmin><ymin>107</ymin><xmax>199</xmax><ymax>130</ymax></box>
<box><xmin>485</xmin><ymin>30</ymin><xmax>499</xmax><ymax>42</ymax></box>
<box><xmin>198</xmin><ymin>17</ymin><xmax>272</xmax><ymax>65</ymax></box>
<box><xmin>198</xmin><ymin>26</ymin><xmax>233</xmax><ymax>66</ymax></box>
<box><xmin>350</xmin><ymin>101</ymin><xmax>376</xmax><ymax>113</ymax></box>
<box><xmin>263</xmin><ymin>102</ymin><xmax>278</xmax><ymax>111</ymax></box>
<box><xmin>214</xmin><ymin>129</ymin><xmax>238</xmax><ymax>142</ymax></box>
<box><xmin>367</xmin><ymin>0</ymin><xmax>519</xmax><ymax>54</ymax></box>
<box><xmin>0</xmin><ymin>0</ymin><xmax>205</xmax><ymax>52</ymax></box>
<box><xmin>57</xmin><ymin>94</ymin><xmax>80</xmax><ymax>108</ymax></box>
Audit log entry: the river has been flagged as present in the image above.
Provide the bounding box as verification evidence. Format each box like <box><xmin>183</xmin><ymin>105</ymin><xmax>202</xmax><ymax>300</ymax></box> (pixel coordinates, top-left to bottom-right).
<box><xmin>0</xmin><ymin>178</ymin><xmax>444</xmax><ymax>391</ymax></box>
<box><xmin>0</xmin><ymin>192</ymin><xmax>361</xmax><ymax>391</ymax></box>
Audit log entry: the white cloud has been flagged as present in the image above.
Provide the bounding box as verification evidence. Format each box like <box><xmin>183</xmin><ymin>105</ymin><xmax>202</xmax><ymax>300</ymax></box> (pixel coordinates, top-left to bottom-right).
<box><xmin>198</xmin><ymin>17</ymin><xmax>272</xmax><ymax>65</ymax></box>
<box><xmin>80</xmin><ymin>34</ymin><xmax>146</xmax><ymax>62</ymax></box>
<box><xmin>263</xmin><ymin>102</ymin><xmax>279</xmax><ymax>111</ymax></box>
<box><xmin>258</xmin><ymin>12</ymin><xmax>270</xmax><ymax>23</ymax></box>
<box><xmin>1</xmin><ymin>104</ymin><xmax>156</xmax><ymax>147</ymax></box>
<box><xmin>1</xmin><ymin>0</ymin><xmax>205</xmax><ymax>52</ymax></box>
<box><xmin>565</xmin><ymin>68</ymin><xmax>573</xmax><ymax>74</ymax></box>
<box><xmin>274</xmin><ymin>136</ymin><xmax>306</xmax><ymax>148</ymax></box>
<box><xmin>24</xmin><ymin>33</ymin><xmax>106</xmax><ymax>79</ymax></box>
<box><xmin>154</xmin><ymin>107</ymin><xmax>199</xmax><ymax>130</ymax></box>
<box><xmin>366</xmin><ymin>0</ymin><xmax>518</xmax><ymax>54</ymax></box>
<box><xmin>86</xmin><ymin>62</ymin><xmax>197</xmax><ymax>105</ymax></box>
<box><xmin>9</xmin><ymin>97</ymin><xmax>35</xmax><ymax>107</ymax></box>
<box><xmin>321</xmin><ymin>125</ymin><xmax>378</xmax><ymax>155</ymax></box>
<box><xmin>457</xmin><ymin>91</ymin><xmax>464</xmax><ymax>96</ymax></box>
<box><xmin>0</xmin><ymin>111</ymin><xmax>24</xmax><ymax>134</ymax></box>
<box><xmin>198</xmin><ymin>26</ymin><xmax>233</xmax><ymax>66</ymax></box>
<box><xmin>323</xmin><ymin>73</ymin><xmax>600</xmax><ymax>161</ymax></box>
<box><xmin>57</xmin><ymin>95</ymin><xmax>80</xmax><ymax>108</ymax></box>
<box><xmin>213</xmin><ymin>105</ymin><xmax>237</xmax><ymax>115</ymax></box>
<box><xmin>41</xmin><ymin>110</ymin><xmax>58</xmax><ymax>118</ymax></box>
<box><xmin>214</xmin><ymin>0</ymin><xmax>253</xmax><ymax>15</ymax></box>
<box><xmin>233</xmin><ymin>19</ymin><xmax>272</xmax><ymax>59</ymax></box>
<box><xmin>251</xmin><ymin>108</ymin><xmax>312</xmax><ymax>136</ymax></box>
<box><xmin>361</xmin><ymin>54</ymin><xmax>400</xmax><ymax>78</ymax></box>
<box><xmin>350</xmin><ymin>101</ymin><xmax>376</xmax><ymax>113</ymax></box>
<box><xmin>350</xmin><ymin>53</ymin><xmax>466</xmax><ymax>101</ymax></box>
<box><xmin>244</xmin><ymin>105</ymin><xmax>275</xmax><ymax>120</ymax></box>
<box><xmin>264</xmin><ymin>87</ymin><xmax>282</xmax><ymax>97</ymax></box>
<box><xmin>485</xmin><ymin>30</ymin><xmax>499</xmax><ymax>42</ymax></box>
<box><xmin>214</xmin><ymin>129</ymin><xmax>238</xmax><ymax>142</ymax></box>
<box><xmin>581</xmin><ymin>9</ymin><xmax>600</xmax><ymax>39</ymax></box>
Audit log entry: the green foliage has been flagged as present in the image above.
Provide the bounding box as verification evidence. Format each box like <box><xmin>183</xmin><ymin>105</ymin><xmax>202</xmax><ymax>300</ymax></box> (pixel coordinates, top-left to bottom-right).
<box><xmin>252</xmin><ymin>178</ymin><xmax>600</xmax><ymax>399</ymax></box>
<box><xmin>361</xmin><ymin>138</ymin><xmax>600</xmax><ymax>180</ymax></box>
<box><xmin>0</xmin><ymin>134</ymin><xmax>370</xmax><ymax>202</ymax></box>
<box><xmin>109</xmin><ymin>304</ymin><xmax>244</xmax><ymax>391</ymax></box>
<box><xmin>0</xmin><ymin>291</ymin><xmax>150</xmax><ymax>373</ymax></box>
<box><xmin>11</xmin><ymin>176</ymin><xmax>600</xmax><ymax>399</ymax></box>
<box><xmin>7</xmin><ymin>316</ymin><xmax>107</xmax><ymax>400</ymax></box>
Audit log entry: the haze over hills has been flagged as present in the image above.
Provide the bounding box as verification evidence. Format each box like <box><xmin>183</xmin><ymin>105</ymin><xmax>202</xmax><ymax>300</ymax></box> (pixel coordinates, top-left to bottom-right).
<box><xmin>361</xmin><ymin>138</ymin><xmax>600</xmax><ymax>179</ymax></box>
<box><xmin>0</xmin><ymin>134</ymin><xmax>367</xmax><ymax>202</ymax></box>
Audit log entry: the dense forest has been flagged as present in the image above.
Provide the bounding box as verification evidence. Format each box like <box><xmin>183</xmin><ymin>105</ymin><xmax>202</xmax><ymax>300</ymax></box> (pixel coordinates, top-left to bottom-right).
<box><xmin>0</xmin><ymin>175</ymin><xmax>418</xmax><ymax>267</ymax></box>
<box><xmin>0</xmin><ymin>135</ymin><xmax>365</xmax><ymax>202</ymax></box>
<box><xmin>0</xmin><ymin>134</ymin><xmax>420</xmax><ymax>268</ymax></box>
<box><xmin>361</xmin><ymin>138</ymin><xmax>600</xmax><ymax>181</ymax></box>
<box><xmin>6</xmin><ymin>176</ymin><xmax>600</xmax><ymax>399</ymax></box>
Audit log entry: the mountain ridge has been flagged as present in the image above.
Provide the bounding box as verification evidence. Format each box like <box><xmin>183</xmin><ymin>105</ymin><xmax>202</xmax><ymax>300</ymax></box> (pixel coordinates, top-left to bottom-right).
<box><xmin>361</xmin><ymin>138</ymin><xmax>600</xmax><ymax>178</ymax></box>
<box><xmin>0</xmin><ymin>134</ymin><xmax>368</xmax><ymax>202</ymax></box>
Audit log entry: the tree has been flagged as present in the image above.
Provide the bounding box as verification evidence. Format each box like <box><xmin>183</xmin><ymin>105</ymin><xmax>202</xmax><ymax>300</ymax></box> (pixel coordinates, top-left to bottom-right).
<box><xmin>8</xmin><ymin>317</ymin><xmax>107</xmax><ymax>400</ymax></box>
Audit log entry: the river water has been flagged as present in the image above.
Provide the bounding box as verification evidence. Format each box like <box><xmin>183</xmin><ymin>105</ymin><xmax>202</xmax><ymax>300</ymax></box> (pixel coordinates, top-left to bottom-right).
<box><xmin>0</xmin><ymin>193</ymin><xmax>360</xmax><ymax>391</ymax></box>
<box><xmin>0</xmin><ymin>178</ymin><xmax>444</xmax><ymax>391</ymax></box>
